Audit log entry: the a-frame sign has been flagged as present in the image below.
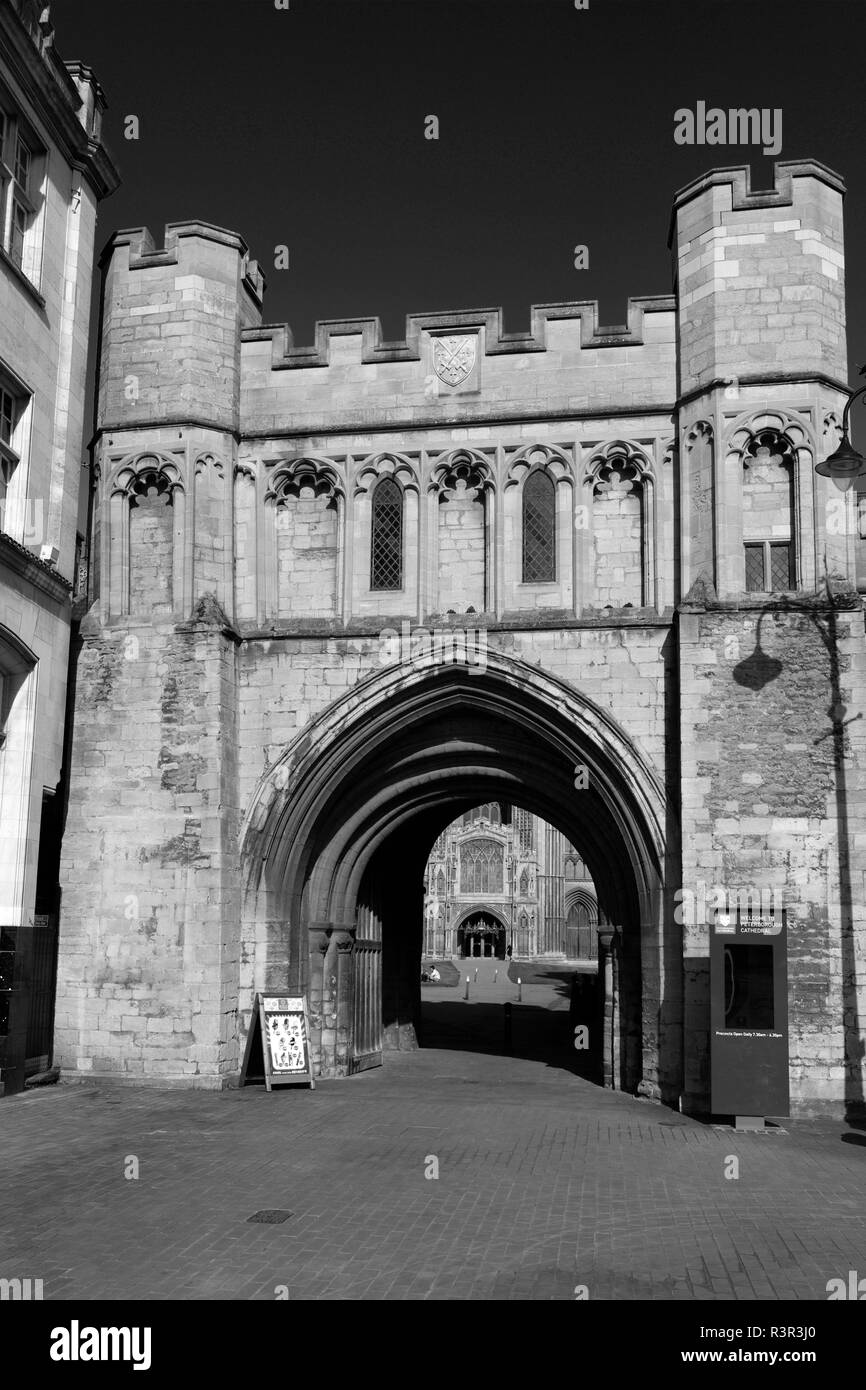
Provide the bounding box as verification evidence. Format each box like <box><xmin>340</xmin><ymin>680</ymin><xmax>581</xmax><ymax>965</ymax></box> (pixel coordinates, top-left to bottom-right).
<box><xmin>240</xmin><ymin>994</ymin><xmax>315</xmax><ymax>1090</ymax></box>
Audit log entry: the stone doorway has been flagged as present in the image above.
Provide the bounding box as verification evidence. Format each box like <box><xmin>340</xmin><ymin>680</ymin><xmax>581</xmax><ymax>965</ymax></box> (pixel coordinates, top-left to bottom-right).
<box><xmin>457</xmin><ymin>912</ymin><xmax>506</xmax><ymax>959</ymax></box>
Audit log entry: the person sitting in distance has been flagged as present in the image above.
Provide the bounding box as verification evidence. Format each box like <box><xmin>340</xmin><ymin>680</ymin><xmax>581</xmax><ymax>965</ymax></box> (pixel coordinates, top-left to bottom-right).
<box><xmin>429</xmin><ymin>965</ymin><xmax>441</xmax><ymax>982</ymax></box>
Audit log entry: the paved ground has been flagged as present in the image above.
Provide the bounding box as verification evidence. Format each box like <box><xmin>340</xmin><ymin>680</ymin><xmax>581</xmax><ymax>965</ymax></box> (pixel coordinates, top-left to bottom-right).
<box><xmin>1</xmin><ymin>962</ymin><xmax>864</xmax><ymax>1300</ymax></box>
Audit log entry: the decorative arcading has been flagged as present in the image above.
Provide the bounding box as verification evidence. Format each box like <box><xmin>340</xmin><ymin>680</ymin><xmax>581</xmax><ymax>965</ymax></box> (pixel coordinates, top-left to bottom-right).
<box><xmin>266</xmin><ymin>455</ymin><xmax>345</xmax><ymax>507</ymax></box>
<box><xmin>584</xmin><ymin>439</ymin><xmax>655</xmax><ymax>493</ymax></box>
<box><xmin>504</xmin><ymin>443</ymin><xmax>574</xmax><ymax>488</ymax></box>
<box><xmin>724</xmin><ymin>409</ymin><xmax>814</xmax><ymax>469</ymax></box>
<box><xmin>109</xmin><ymin>450</ymin><xmax>186</xmax><ymax>500</ymax></box>
<box><xmin>353</xmin><ymin>451</ymin><xmax>420</xmax><ymax>497</ymax></box>
<box><xmin>428</xmin><ymin>447</ymin><xmax>495</xmax><ymax>499</ymax></box>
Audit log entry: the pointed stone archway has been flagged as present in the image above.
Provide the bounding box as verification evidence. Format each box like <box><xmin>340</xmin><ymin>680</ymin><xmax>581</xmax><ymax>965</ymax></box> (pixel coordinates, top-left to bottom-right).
<box><xmin>454</xmin><ymin>906</ymin><xmax>509</xmax><ymax>960</ymax></box>
<box><xmin>240</xmin><ymin>649</ymin><xmax>676</xmax><ymax>1099</ymax></box>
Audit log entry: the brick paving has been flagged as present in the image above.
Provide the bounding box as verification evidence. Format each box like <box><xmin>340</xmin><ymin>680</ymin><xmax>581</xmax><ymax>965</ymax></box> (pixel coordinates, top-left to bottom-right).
<box><xmin>1</xmin><ymin>971</ymin><xmax>864</xmax><ymax>1300</ymax></box>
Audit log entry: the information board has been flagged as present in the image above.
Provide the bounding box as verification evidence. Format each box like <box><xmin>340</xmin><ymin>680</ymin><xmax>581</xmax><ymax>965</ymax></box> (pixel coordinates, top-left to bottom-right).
<box><xmin>710</xmin><ymin>908</ymin><xmax>789</xmax><ymax>1118</ymax></box>
<box><xmin>239</xmin><ymin>993</ymin><xmax>315</xmax><ymax>1090</ymax></box>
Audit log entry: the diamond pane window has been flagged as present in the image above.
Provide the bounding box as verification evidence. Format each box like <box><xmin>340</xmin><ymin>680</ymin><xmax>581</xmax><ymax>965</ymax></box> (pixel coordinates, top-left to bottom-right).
<box><xmin>370</xmin><ymin>478</ymin><xmax>403</xmax><ymax>590</ymax></box>
<box><xmin>522</xmin><ymin>469</ymin><xmax>555</xmax><ymax>583</ymax></box>
<box><xmin>744</xmin><ymin>543</ymin><xmax>765</xmax><ymax>593</ymax></box>
<box><xmin>769</xmin><ymin>543</ymin><xmax>792</xmax><ymax>591</ymax></box>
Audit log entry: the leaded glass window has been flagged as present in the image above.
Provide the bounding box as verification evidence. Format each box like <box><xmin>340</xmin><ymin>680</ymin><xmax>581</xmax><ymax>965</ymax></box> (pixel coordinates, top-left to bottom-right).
<box><xmin>522</xmin><ymin>469</ymin><xmax>555</xmax><ymax>583</ymax></box>
<box><xmin>744</xmin><ymin>543</ymin><xmax>765</xmax><ymax>593</ymax></box>
<box><xmin>370</xmin><ymin>478</ymin><xmax>403</xmax><ymax>590</ymax></box>
<box><xmin>460</xmin><ymin>838</ymin><xmax>504</xmax><ymax>895</ymax></box>
<box><xmin>769</xmin><ymin>543</ymin><xmax>792</xmax><ymax>591</ymax></box>
<box><xmin>744</xmin><ymin>540</ymin><xmax>793</xmax><ymax>592</ymax></box>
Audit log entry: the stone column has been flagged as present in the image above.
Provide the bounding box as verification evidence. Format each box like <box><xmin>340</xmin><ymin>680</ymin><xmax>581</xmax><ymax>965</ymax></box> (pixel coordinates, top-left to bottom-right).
<box><xmin>307</xmin><ymin>924</ymin><xmax>332</xmax><ymax>1077</ymax></box>
<box><xmin>332</xmin><ymin>926</ymin><xmax>356</xmax><ymax>1075</ymax></box>
<box><xmin>597</xmin><ymin>925</ymin><xmax>620</xmax><ymax>1089</ymax></box>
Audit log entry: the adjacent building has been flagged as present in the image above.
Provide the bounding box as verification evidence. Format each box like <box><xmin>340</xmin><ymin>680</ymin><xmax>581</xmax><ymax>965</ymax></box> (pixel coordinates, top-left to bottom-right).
<box><xmin>0</xmin><ymin>0</ymin><xmax>118</xmax><ymax>1094</ymax></box>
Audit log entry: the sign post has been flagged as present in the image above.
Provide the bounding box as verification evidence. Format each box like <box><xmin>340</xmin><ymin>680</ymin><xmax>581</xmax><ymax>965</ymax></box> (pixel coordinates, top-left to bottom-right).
<box><xmin>240</xmin><ymin>994</ymin><xmax>315</xmax><ymax>1090</ymax></box>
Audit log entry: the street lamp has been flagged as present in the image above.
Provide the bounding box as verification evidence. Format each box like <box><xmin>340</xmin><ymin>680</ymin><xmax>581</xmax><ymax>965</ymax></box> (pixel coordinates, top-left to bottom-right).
<box><xmin>816</xmin><ymin>367</ymin><xmax>866</xmax><ymax>491</ymax></box>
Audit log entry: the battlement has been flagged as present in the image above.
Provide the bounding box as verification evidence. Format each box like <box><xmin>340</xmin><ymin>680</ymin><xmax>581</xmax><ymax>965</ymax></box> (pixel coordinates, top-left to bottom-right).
<box><xmin>244</xmin><ymin>296</ymin><xmax>677</xmax><ymax>371</ymax></box>
<box><xmin>101</xmin><ymin>221</ymin><xmax>266</xmax><ymax>301</ymax></box>
<box><xmin>667</xmin><ymin>158</ymin><xmax>846</xmax><ymax>248</ymax></box>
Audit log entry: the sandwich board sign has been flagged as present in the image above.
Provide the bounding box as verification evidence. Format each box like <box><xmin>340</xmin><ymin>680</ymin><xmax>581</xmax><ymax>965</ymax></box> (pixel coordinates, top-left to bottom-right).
<box><xmin>240</xmin><ymin>994</ymin><xmax>315</xmax><ymax>1090</ymax></box>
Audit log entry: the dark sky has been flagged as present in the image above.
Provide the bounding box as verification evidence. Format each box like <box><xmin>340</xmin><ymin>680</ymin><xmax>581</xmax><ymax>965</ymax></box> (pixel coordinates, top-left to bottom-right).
<box><xmin>60</xmin><ymin>0</ymin><xmax>866</xmax><ymax>374</ymax></box>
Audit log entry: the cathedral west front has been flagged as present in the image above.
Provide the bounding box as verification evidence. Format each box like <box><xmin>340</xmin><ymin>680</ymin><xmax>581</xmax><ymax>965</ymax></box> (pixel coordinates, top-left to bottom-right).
<box><xmin>51</xmin><ymin>156</ymin><xmax>866</xmax><ymax>1119</ymax></box>
<box><xmin>423</xmin><ymin>804</ymin><xmax>597</xmax><ymax>962</ymax></box>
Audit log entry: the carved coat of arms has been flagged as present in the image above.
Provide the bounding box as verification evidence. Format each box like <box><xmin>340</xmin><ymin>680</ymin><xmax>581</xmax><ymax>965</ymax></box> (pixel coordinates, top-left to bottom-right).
<box><xmin>433</xmin><ymin>335</ymin><xmax>477</xmax><ymax>387</ymax></box>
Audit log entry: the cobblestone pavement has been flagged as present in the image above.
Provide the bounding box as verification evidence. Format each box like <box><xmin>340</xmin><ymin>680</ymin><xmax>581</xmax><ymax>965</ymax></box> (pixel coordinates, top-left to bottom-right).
<box><xmin>1</xmin><ymin>975</ymin><xmax>864</xmax><ymax>1300</ymax></box>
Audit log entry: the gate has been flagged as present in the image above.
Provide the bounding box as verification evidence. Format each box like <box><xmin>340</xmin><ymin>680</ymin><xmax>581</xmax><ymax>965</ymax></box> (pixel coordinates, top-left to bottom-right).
<box><xmin>350</xmin><ymin>938</ymin><xmax>383</xmax><ymax>1072</ymax></box>
<box><xmin>26</xmin><ymin>914</ymin><xmax>59</xmax><ymax>1074</ymax></box>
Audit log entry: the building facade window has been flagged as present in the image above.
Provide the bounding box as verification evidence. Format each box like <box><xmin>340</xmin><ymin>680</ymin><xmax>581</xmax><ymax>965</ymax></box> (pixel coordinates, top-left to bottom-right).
<box><xmin>370</xmin><ymin>477</ymin><xmax>403</xmax><ymax>590</ymax></box>
<box><xmin>742</xmin><ymin>430</ymin><xmax>796</xmax><ymax>592</ymax></box>
<box><xmin>522</xmin><ymin>469</ymin><xmax>556</xmax><ymax>582</ymax></box>
<box><xmin>744</xmin><ymin>541</ymin><xmax>793</xmax><ymax>593</ymax></box>
<box><xmin>0</xmin><ymin>97</ymin><xmax>44</xmax><ymax>285</ymax></box>
<box><xmin>0</xmin><ymin>373</ymin><xmax>26</xmax><ymax>518</ymax></box>
<box><xmin>460</xmin><ymin>838</ymin><xmax>504</xmax><ymax>895</ymax></box>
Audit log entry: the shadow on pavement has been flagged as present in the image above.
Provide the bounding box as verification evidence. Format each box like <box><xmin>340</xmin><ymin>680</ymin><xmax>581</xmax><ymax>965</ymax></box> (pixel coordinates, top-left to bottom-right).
<box><xmin>418</xmin><ymin>998</ymin><xmax>598</xmax><ymax>1080</ymax></box>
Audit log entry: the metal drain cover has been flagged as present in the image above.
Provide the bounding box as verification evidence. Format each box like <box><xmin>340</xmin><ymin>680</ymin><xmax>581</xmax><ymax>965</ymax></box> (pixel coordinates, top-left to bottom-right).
<box><xmin>246</xmin><ymin>1209</ymin><xmax>293</xmax><ymax>1224</ymax></box>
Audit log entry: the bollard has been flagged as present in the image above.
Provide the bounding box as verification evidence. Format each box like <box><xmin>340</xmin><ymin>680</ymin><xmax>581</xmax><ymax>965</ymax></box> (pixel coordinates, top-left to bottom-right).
<box><xmin>474</xmin><ymin>967</ymin><xmax>478</xmax><ymax>982</ymax></box>
<box><xmin>494</xmin><ymin>969</ymin><xmax>498</xmax><ymax>983</ymax></box>
<box><xmin>464</xmin><ymin>975</ymin><xmax>470</xmax><ymax>1000</ymax></box>
<box><xmin>517</xmin><ymin>976</ymin><xmax>522</xmax><ymax>1002</ymax></box>
<box><xmin>504</xmin><ymin>1001</ymin><xmax>512</xmax><ymax>1054</ymax></box>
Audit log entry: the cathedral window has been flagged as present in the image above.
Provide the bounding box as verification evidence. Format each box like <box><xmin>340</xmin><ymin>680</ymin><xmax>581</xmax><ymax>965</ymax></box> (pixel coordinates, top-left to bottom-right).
<box><xmin>460</xmin><ymin>838</ymin><xmax>504</xmax><ymax>895</ymax></box>
<box><xmin>522</xmin><ymin>469</ymin><xmax>556</xmax><ymax>582</ymax></box>
<box><xmin>370</xmin><ymin>478</ymin><xmax>403</xmax><ymax>590</ymax></box>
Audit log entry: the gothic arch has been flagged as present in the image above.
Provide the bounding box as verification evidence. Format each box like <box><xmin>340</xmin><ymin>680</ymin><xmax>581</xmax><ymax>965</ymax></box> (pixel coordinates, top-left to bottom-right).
<box><xmin>583</xmin><ymin>438</ymin><xmax>655</xmax><ymax>489</ymax></box>
<box><xmin>266</xmin><ymin>455</ymin><xmax>344</xmax><ymax>507</ymax></box>
<box><xmin>353</xmin><ymin>451</ymin><xmax>419</xmax><ymax>497</ymax></box>
<box><xmin>239</xmin><ymin>649</ymin><xmax>672</xmax><ymax>1094</ymax></box>
<box><xmin>564</xmin><ymin>884</ymin><xmax>598</xmax><ymax>917</ymax></box>
<box><xmin>428</xmin><ymin>447</ymin><xmax>495</xmax><ymax>499</ymax></box>
<box><xmin>723</xmin><ymin>407</ymin><xmax>814</xmax><ymax>463</ymax></box>
<box><xmin>103</xmin><ymin>450</ymin><xmax>187</xmax><ymax>618</ymax></box>
<box><xmin>452</xmin><ymin>903</ymin><xmax>510</xmax><ymax>933</ymax></box>
<box><xmin>584</xmin><ymin>440</ymin><xmax>656</xmax><ymax>609</ymax></box>
<box><xmin>504</xmin><ymin>442</ymin><xmax>574</xmax><ymax>489</ymax></box>
<box><xmin>724</xmin><ymin>409</ymin><xmax>813</xmax><ymax>592</ymax></box>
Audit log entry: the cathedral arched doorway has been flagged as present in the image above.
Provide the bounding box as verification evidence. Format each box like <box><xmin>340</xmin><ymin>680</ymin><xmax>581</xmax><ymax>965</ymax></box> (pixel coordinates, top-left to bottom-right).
<box><xmin>240</xmin><ymin>650</ymin><xmax>673</xmax><ymax>1097</ymax></box>
<box><xmin>456</xmin><ymin>911</ymin><xmax>507</xmax><ymax>959</ymax></box>
<box><xmin>565</xmin><ymin>891</ymin><xmax>598</xmax><ymax>961</ymax></box>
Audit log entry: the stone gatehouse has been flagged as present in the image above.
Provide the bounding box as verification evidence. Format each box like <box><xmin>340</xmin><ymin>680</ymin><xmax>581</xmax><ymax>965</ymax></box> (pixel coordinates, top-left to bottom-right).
<box><xmin>55</xmin><ymin>158</ymin><xmax>866</xmax><ymax>1117</ymax></box>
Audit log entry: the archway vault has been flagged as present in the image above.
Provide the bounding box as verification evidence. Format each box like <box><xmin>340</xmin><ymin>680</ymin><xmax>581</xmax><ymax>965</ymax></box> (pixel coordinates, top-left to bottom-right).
<box><xmin>239</xmin><ymin>649</ymin><xmax>676</xmax><ymax>1094</ymax></box>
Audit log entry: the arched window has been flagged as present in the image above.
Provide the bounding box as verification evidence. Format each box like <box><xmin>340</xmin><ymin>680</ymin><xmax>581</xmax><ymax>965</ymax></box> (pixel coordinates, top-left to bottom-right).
<box><xmin>522</xmin><ymin>469</ymin><xmax>555</xmax><ymax>583</ymax></box>
<box><xmin>518</xmin><ymin>867</ymin><xmax>530</xmax><ymax>898</ymax></box>
<box><xmin>370</xmin><ymin>478</ymin><xmax>403</xmax><ymax>590</ymax></box>
<box><xmin>435</xmin><ymin>867</ymin><xmax>446</xmax><ymax>898</ymax></box>
<box><xmin>742</xmin><ymin>430</ymin><xmax>796</xmax><ymax>592</ymax></box>
<box><xmin>460</xmin><ymin>838</ymin><xmax>504</xmax><ymax>895</ymax></box>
